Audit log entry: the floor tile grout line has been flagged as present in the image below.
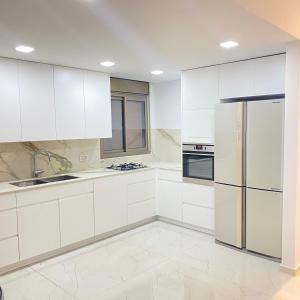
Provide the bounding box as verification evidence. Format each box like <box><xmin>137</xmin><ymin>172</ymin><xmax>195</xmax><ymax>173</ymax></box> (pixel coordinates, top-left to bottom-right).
<box><xmin>30</xmin><ymin>266</ymin><xmax>81</xmax><ymax>300</ymax></box>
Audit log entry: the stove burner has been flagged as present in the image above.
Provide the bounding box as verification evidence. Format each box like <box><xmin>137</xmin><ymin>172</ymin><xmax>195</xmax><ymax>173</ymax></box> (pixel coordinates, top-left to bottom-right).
<box><xmin>107</xmin><ymin>162</ymin><xmax>147</xmax><ymax>171</ymax></box>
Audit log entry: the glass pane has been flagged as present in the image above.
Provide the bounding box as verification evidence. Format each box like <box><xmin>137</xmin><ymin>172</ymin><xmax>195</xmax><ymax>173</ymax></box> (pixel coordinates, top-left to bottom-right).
<box><xmin>126</xmin><ymin>100</ymin><xmax>146</xmax><ymax>149</ymax></box>
<box><xmin>103</xmin><ymin>97</ymin><xmax>125</xmax><ymax>152</ymax></box>
<box><xmin>184</xmin><ymin>155</ymin><xmax>214</xmax><ymax>180</ymax></box>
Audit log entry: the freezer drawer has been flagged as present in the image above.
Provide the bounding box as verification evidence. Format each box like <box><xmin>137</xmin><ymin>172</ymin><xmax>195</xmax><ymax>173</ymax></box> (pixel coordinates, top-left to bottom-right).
<box><xmin>246</xmin><ymin>100</ymin><xmax>283</xmax><ymax>191</ymax></box>
<box><xmin>215</xmin><ymin>183</ymin><xmax>243</xmax><ymax>248</ymax></box>
<box><xmin>246</xmin><ymin>188</ymin><xmax>282</xmax><ymax>258</ymax></box>
<box><xmin>215</xmin><ymin>102</ymin><xmax>244</xmax><ymax>186</ymax></box>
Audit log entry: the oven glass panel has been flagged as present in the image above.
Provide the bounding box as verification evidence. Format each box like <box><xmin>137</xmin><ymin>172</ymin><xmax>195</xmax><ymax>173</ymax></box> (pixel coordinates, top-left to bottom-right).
<box><xmin>183</xmin><ymin>154</ymin><xmax>214</xmax><ymax>180</ymax></box>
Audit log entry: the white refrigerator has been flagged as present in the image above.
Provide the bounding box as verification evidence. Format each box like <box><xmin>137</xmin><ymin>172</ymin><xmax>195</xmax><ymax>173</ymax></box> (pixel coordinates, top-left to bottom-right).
<box><xmin>214</xmin><ymin>99</ymin><xmax>283</xmax><ymax>258</ymax></box>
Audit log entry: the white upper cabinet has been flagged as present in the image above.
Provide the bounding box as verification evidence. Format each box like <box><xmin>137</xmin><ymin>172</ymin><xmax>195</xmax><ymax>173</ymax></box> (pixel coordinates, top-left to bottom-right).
<box><xmin>54</xmin><ymin>66</ymin><xmax>85</xmax><ymax>140</ymax></box>
<box><xmin>219</xmin><ymin>55</ymin><xmax>285</xmax><ymax>99</ymax></box>
<box><xmin>219</xmin><ymin>60</ymin><xmax>254</xmax><ymax>99</ymax></box>
<box><xmin>19</xmin><ymin>61</ymin><xmax>56</xmax><ymax>141</ymax></box>
<box><xmin>84</xmin><ymin>71</ymin><xmax>112</xmax><ymax>138</ymax></box>
<box><xmin>252</xmin><ymin>54</ymin><xmax>285</xmax><ymax>96</ymax></box>
<box><xmin>182</xmin><ymin>109</ymin><xmax>214</xmax><ymax>143</ymax></box>
<box><xmin>182</xmin><ymin>66</ymin><xmax>219</xmax><ymax>109</ymax></box>
<box><xmin>0</xmin><ymin>58</ymin><xmax>22</xmax><ymax>142</ymax></box>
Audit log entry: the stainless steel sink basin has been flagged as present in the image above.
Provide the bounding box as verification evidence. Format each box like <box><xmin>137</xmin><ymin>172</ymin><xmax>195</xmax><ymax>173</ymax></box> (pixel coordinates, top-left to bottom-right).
<box><xmin>10</xmin><ymin>175</ymin><xmax>78</xmax><ymax>187</ymax></box>
<box><xmin>11</xmin><ymin>179</ymin><xmax>47</xmax><ymax>187</ymax></box>
<box><xmin>42</xmin><ymin>175</ymin><xmax>78</xmax><ymax>183</ymax></box>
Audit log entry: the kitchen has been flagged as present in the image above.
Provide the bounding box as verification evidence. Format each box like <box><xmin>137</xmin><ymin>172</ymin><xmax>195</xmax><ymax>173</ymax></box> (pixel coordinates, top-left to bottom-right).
<box><xmin>0</xmin><ymin>0</ymin><xmax>300</xmax><ymax>299</ymax></box>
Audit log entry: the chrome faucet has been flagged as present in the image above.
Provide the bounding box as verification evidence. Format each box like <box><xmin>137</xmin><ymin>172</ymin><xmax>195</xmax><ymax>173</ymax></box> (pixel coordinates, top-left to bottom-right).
<box><xmin>32</xmin><ymin>149</ymin><xmax>51</xmax><ymax>178</ymax></box>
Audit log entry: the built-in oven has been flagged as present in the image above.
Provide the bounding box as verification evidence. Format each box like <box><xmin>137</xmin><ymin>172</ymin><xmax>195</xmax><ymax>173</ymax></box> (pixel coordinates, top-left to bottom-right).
<box><xmin>182</xmin><ymin>143</ymin><xmax>214</xmax><ymax>185</ymax></box>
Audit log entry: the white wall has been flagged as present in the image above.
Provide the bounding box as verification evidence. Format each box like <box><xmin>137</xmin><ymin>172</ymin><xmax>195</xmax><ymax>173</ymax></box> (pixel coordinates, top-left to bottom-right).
<box><xmin>150</xmin><ymin>80</ymin><xmax>181</xmax><ymax>129</ymax></box>
<box><xmin>282</xmin><ymin>41</ymin><xmax>300</xmax><ymax>273</ymax></box>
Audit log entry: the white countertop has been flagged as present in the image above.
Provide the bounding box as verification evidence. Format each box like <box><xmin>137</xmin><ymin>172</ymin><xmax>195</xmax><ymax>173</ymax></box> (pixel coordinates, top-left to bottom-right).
<box><xmin>0</xmin><ymin>162</ymin><xmax>182</xmax><ymax>195</ymax></box>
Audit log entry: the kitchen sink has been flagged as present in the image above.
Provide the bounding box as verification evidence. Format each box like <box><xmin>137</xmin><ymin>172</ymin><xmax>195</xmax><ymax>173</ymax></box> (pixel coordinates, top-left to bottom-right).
<box><xmin>10</xmin><ymin>175</ymin><xmax>78</xmax><ymax>187</ymax></box>
<box><xmin>11</xmin><ymin>179</ymin><xmax>48</xmax><ymax>187</ymax></box>
<box><xmin>42</xmin><ymin>175</ymin><xmax>78</xmax><ymax>182</ymax></box>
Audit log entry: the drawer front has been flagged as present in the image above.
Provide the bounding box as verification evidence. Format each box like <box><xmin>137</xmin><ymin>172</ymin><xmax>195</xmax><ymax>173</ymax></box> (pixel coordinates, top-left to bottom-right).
<box><xmin>16</xmin><ymin>180</ymin><xmax>93</xmax><ymax>207</ymax></box>
<box><xmin>0</xmin><ymin>236</ymin><xmax>19</xmax><ymax>268</ymax></box>
<box><xmin>0</xmin><ymin>193</ymin><xmax>17</xmax><ymax>211</ymax></box>
<box><xmin>0</xmin><ymin>209</ymin><xmax>17</xmax><ymax>240</ymax></box>
<box><xmin>127</xmin><ymin>180</ymin><xmax>155</xmax><ymax>204</ymax></box>
<box><xmin>128</xmin><ymin>199</ymin><xmax>155</xmax><ymax>224</ymax></box>
<box><xmin>126</xmin><ymin>169</ymin><xmax>156</xmax><ymax>184</ymax></box>
<box><xmin>182</xmin><ymin>183</ymin><xmax>214</xmax><ymax>208</ymax></box>
<box><xmin>157</xmin><ymin>169</ymin><xmax>182</xmax><ymax>182</ymax></box>
<box><xmin>17</xmin><ymin>185</ymin><xmax>60</xmax><ymax>207</ymax></box>
<box><xmin>182</xmin><ymin>204</ymin><xmax>214</xmax><ymax>230</ymax></box>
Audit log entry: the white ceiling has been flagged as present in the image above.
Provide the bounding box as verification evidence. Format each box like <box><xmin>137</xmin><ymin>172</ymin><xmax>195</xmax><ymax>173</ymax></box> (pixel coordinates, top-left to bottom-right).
<box><xmin>0</xmin><ymin>0</ymin><xmax>296</xmax><ymax>82</ymax></box>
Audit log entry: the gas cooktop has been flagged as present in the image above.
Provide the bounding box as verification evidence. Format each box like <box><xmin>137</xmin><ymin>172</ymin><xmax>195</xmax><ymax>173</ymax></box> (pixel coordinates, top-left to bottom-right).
<box><xmin>106</xmin><ymin>162</ymin><xmax>147</xmax><ymax>171</ymax></box>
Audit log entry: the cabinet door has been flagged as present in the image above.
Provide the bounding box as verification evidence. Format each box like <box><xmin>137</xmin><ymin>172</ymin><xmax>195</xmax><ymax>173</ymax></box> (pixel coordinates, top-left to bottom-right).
<box><xmin>182</xmin><ymin>109</ymin><xmax>214</xmax><ymax>143</ymax></box>
<box><xmin>18</xmin><ymin>201</ymin><xmax>60</xmax><ymax>260</ymax></box>
<box><xmin>0</xmin><ymin>237</ymin><xmax>19</xmax><ymax>268</ymax></box>
<box><xmin>182</xmin><ymin>66</ymin><xmax>219</xmax><ymax>110</ymax></box>
<box><xmin>94</xmin><ymin>176</ymin><xmax>127</xmax><ymax>235</ymax></box>
<box><xmin>181</xmin><ymin>183</ymin><xmax>214</xmax><ymax>208</ymax></box>
<box><xmin>54</xmin><ymin>66</ymin><xmax>85</xmax><ymax>139</ymax></box>
<box><xmin>0</xmin><ymin>58</ymin><xmax>22</xmax><ymax>142</ymax></box>
<box><xmin>84</xmin><ymin>71</ymin><xmax>112</xmax><ymax>138</ymax></box>
<box><xmin>219</xmin><ymin>60</ymin><xmax>254</xmax><ymax>99</ymax></box>
<box><xmin>128</xmin><ymin>199</ymin><xmax>155</xmax><ymax>224</ymax></box>
<box><xmin>19</xmin><ymin>61</ymin><xmax>56</xmax><ymax>141</ymax></box>
<box><xmin>60</xmin><ymin>193</ymin><xmax>94</xmax><ymax>247</ymax></box>
<box><xmin>0</xmin><ymin>209</ymin><xmax>17</xmax><ymax>240</ymax></box>
<box><xmin>157</xmin><ymin>180</ymin><xmax>182</xmax><ymax>221</ymax></box>
<box><xmin>253</xmin><ymin>54</ymin><xmax>285</xmax><ymax>96</ymax></box>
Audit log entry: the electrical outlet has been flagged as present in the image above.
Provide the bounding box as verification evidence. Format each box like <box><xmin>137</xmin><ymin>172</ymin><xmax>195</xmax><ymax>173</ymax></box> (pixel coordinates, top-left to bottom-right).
<box><xmin>79</xmin><ymin>154</ymin><xmax>88</xmax><ymax>162</ymax></box>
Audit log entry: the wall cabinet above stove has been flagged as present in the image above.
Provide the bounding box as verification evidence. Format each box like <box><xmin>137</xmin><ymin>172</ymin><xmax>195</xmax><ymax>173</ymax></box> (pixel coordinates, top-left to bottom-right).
<box><xmin>0</xmin><ymin>57</ymin><xmax>112</xmax><ymax>142</ymax></box>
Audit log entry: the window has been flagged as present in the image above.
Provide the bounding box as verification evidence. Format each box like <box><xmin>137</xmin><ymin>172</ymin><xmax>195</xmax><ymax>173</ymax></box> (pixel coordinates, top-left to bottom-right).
<box><xmin>101</xmin><ymin>93</ymin><xmax>149</xmax><ymax>158</ymax></box>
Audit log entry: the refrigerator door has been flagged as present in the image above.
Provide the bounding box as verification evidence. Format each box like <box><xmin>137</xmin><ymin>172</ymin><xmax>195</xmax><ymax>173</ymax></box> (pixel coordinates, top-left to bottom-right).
<box><xmin>246</xmin><ymin>99</ymin><xmax>283</xmax><ymax>191</ymax></box>
<box><xmin>215</xmin><ymin>183</ymin><xmax>243</xmax><ymax>248</ymax></box>
<box><xmin>246</xmin><ymin>188</ymin><xmax>282</xmax><ymax>258</ymax></box>
<box><xmin>215</xmin><ymin>102</ymin><xmax>244</xmax><ymax>186</ymax></box>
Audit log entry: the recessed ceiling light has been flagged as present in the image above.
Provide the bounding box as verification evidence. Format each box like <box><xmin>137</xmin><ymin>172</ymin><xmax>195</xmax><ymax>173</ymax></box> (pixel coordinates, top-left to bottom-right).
<box><xmin>100</xmin><ymin>61</ymin><xmax>115</xmax><ymax>67</ymax></box>
<box><xmin>220</xmin><ymin>41</ymin><xmax>239</xmax><ymax>49</ymax></box>
<box><xmin>15</xmin><ymin>45</ymin><xmax>34</xmax><ymax>53</ymax></box>
<box><xmin>151</xmin><ymin>70</ymin><xmax>164</xmax><ymax>75</ymax></box>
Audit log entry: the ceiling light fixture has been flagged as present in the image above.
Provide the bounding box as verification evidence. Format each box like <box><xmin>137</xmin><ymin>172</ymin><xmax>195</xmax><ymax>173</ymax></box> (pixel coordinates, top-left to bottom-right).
<box><xmin>15</xmin><ymin>45</ymin><xmax>35</xmax><ymax>53</ymax></box>
<box><xmin>220</xmin><ymin>41</ymin><xmax>239</xmax><ymax>49</ymax></box>
<box><xmin>151</xmin><ymin>70</ymin><xmax>164</xmax><ymax>75</ymax></box>
<box><xmin>100</xmin><ymin>61</ymin><xmax>115</xmax><ymax>67</ymax></box>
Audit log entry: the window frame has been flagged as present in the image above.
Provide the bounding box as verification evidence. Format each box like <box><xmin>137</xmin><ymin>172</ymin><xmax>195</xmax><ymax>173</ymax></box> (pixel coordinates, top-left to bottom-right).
<box><xmin>100</xmin><ymin>92</ymin><xmax>151</xmax><ymax>158</ymax></box>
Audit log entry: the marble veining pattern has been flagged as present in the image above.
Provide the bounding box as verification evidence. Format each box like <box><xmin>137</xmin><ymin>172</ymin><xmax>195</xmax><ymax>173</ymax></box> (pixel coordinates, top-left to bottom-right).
<box><xmin>0</xmin><ymin>221</ymin><xmax>299</xmax><ymax>300</ymax></box>
<box><xmin>0</xmin><ymin>129</ymin><xmax>181</xmax><ymax>182</ymax></box>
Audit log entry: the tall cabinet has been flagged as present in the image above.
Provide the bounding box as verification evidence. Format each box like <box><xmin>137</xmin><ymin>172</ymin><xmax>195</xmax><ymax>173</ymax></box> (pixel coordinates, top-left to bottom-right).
<box><xmin>182</xmin><ymin>54</ymin><xmax>286</xmax><ymax>144</ymax></box>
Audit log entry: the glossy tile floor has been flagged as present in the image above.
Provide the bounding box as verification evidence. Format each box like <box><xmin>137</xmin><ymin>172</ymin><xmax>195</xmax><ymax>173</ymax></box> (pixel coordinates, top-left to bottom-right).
<box><xmin>0</xmin><ymin>221</ymin><xmax>300</xmax><ymax>300</ymax></box>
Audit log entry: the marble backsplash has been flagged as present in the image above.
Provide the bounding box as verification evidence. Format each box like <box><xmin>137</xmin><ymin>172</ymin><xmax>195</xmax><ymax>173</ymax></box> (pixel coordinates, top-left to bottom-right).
<box><xmin>0</xmin><ymin>129</ymin><xmax>181</xmax><ymax>182</ymax></box>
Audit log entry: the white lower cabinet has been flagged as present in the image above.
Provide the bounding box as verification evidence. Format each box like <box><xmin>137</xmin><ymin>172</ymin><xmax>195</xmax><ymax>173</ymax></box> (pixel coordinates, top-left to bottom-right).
<box><xmin>18</xmin><ymin>201</ymin><xmax>60</xmax><ymax>260</ymax></box>
<box><xmin>182</xmin><ymin>204</ymin><xmax>214</xmax><ymax>230</ymax></box>
<box><xmin>128</xmin><ymin>199</ymin><xmax>155</xmax><ymax>224</ymax></box>
<box><xmin>94</xmin><ymin>176</ymin><xmax>127</xmax><ymax>235</ymax></box>
<box><xmin>0</xmin><ymin>209</ymin><xmax>18</xmax><ymax>240</ymax></box>
<box><xmin>126</xmin><ymin>172</ymin><xmax>156</xmax><ymax>224</ymax></box>
<box><xmin>182</xmin><ymin>183</ymin><xmax>215</xmax><ymax>230</ymax></box>
<box><xmin>0</xmin><ymin>237</ymin><xmax>19</xmax><ymax>268</ymax></box>
<box><xmin>157</xmin><ymin>180</ymin><xmax>182</xmax><ymax>221</ymax></box>
<box><xmin>59</xmin><ymin>193</ymin><xmax>94</xmax><ymax>247</ymax></box>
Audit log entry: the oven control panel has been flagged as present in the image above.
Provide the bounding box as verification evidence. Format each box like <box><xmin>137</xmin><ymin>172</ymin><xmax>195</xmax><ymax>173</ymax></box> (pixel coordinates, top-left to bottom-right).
<box><xmin>182</xmin><ymin>143</ymin><xmax>214</xmax><ymax>153</ymax></box>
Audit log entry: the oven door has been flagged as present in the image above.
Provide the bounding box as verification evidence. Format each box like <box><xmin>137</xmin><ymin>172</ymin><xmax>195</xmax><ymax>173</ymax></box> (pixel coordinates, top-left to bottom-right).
<box><xmin>183</xmin><ymin>152</ymin><xmax>214</xmax><ymax>184</ymax></box>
